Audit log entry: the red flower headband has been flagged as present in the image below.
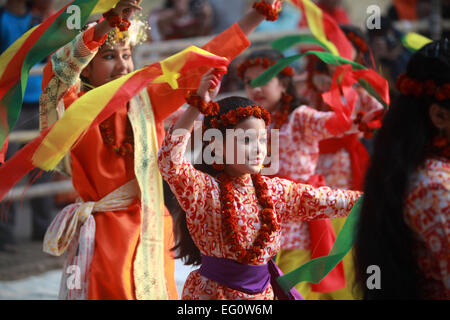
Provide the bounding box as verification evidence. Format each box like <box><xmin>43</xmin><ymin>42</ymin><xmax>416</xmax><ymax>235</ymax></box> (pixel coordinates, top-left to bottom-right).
<box><xmin>237</xmin><ymin>57</ymin><xmax>294</xmax><ymax>80</ymax></box>
<box><xmin>185</xmin><ymin>91</ymin><xmax>271</xmax><ymax>129</ymax></box>
<box><xmin>207</xmin><ymin>105</ymin><xmax>271</xmax><ymax>130</ymax></box>
<box><xmin>396</xmin><ymin>73</ymin><xmax>450</xmax><ymax>101</ymax></box>
<box><xmin>346</xmin><ymin>31</ymin><xmax>368</xmax><ymax>53</ymax></box>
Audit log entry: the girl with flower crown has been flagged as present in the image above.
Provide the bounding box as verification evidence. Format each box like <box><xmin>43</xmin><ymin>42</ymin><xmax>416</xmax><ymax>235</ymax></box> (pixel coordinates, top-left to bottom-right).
<box><xmin>157</xmin><ymin>68</ymin><xmax>362</xmax><ymax>300</ymax></box>
<box><xmin>39</xmin><ymin>0</ymin><xmax>282</xmax><ymax>300</ymax></box>
<box><xmin>354</xmin><ymin>39</ymin><xmax>450</xmax><ymax>300</ymax></box>
<box><xmin>295</xmin><ymin>27</ymin><xmax>386</xmax><ymax>299</ymax></box>
<box><xmin>303</xmin><ymin>26</ymin><xmax>384</xmax><ymax>194</ymax></box>
<box><xmin>237</xmin><ymin>48</ymin><xmax>382</xmax><ymax>299</ymax></box>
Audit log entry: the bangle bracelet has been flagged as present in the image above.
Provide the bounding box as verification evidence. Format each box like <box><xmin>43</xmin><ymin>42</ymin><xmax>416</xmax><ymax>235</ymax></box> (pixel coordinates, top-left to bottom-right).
<box><xmin>103</xmin><ymin>9</ymin><xmax>123</xmax><ymax>28</ymax></box>
<box><xmin>185</xmin><ymin>91</ymin><xmax>219</xmax><ymax>116</ymax></box>
<box><xmin>118</xmin><ymin>18</ymin><xmax>131</xmax><ymax>32</ymax></box>
<box><xmin>252</xmin><ymin>0</ymin><xmax>281</xmax><ymax>21</ymax></box>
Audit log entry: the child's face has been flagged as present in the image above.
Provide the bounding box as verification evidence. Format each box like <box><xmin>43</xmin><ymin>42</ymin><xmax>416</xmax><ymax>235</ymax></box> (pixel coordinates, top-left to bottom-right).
<box><xmin>223</xmin><ymin>117</ymin><xmax>268</xmax><ymax>177</ymax></box>
<box><xmin>244</xmin><ymin>65</ymin><xmax>285</xmax><ymax>113</ymax></box>
<box><xmin>81</xmin><ymin>43</ymin><xmax>134</xmax><ymax>87</ymax></box>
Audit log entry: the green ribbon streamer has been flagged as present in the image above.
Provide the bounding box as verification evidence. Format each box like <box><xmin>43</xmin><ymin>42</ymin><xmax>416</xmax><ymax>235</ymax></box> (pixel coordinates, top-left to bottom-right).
<box><xmin>250</xmin><ymin>50</ymin><xmax>388</xmax><ymax>109</ymax></box>
<box><xmin>277</xmin><ymin>196</ymin><xmax>363</xmax><ymax>292</ymax></box>
<box><xmin>271</xmin><ymin>34</ymin><xmax>330</xmax><ymax>53</ymax></box>
<box><xmin>0</xmin><ymin>0</ymin><xmax>108</xmax><ymax>147</ymax></box>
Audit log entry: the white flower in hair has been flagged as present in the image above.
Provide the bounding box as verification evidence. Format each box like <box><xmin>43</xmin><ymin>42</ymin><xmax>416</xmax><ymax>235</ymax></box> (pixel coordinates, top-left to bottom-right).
<box><xmin>127</xmin><ymin>16</ymin><xmax>149</xmax><ymax>46</ymax></box>
<box><xmin>105</xmin><ymin>13</ymin><xmax>150</xmax><ymax>47</ymax></box>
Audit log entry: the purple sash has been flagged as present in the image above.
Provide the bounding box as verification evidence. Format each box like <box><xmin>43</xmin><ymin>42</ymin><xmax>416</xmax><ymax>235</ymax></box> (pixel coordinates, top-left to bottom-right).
<box><xmin>199</xmin><ymin>255</ymin><xmax>304</xmax><ymax>300</ymax></box>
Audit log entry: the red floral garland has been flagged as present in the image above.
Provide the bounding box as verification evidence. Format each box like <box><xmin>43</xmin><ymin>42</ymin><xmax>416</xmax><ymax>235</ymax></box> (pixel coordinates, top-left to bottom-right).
<box><xmin>396</xmin><ymin>73</ymin><xmax>450</xmax><ymax>101</ymax></box>
<box><xmin>272</xmin><ymin>92</ymin><xmax>292</xmax><ymax>130</ymax></box>
<box><xmin>103</xmin><ymin>9</ymin><xmax>131</xmax><ymax>31</ymax></box>
<box><xmin>118</xmin><ymin>19</ymin><xmax>131</xmax><ymax>32</ymax></box>
<box><xmin>237</xmin><ymin>57</ymin><xmax>294</xmax><ymax>80</ymax></box>
<box><xmin>432</xmin><ymin>136</ymin><xmax>450</xmax><ymax>159</ymax></box>
<box><xmin>186</xmin><ymin>91</ymin><xmax>220</xmax><ymax>116</ymax></box>
<box><xmin>99</xmin><ymin>116</ymin><xmax>134</xmax><ymax>156</ymax></box>
<box><xmin>252</xmin><ymin>0</ymin><xmax>282</xmax><ymax>21</ymax></box>
<box><xmin>204</xmin><ymin>105</ymin><xmax>271</xmax><ymax>130</ymax></box>
<box><xmin>263</xmin><ymin>93</ymin><xmax>293</xmax><ymax>166</ymax></box>
<box><xmin>218</xmin><ymin>173</ymin><xmax>280</xmax><ymax>264</ymax></box>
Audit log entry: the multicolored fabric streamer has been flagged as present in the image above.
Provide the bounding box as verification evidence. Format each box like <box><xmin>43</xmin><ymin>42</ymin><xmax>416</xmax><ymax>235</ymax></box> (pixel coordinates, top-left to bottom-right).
<box><xmin>252</xmin><ymin>52</ymin><xmax>388</xmax><ymax>293</ymax></box>
<box><xmin>277</xmin><ymin>197</ymin><xmax>364</xmax><ymax>293</ymax></box>
<box><xmin>0</xmin><ymin>46</ymin><xmax>229</xmax><ymax>201</ymax></box>
<box><xmin>271</xmin><ymin>34</ymin><xmax>330</xmax><ymax>53</ymax></box>
<box><xmin>289</xmin><ymin>0</ymin><xmax>354</xmax><ymax>60</ymax></box>
<box><xmin>251</xmin><ymin>50</ymin><xmax>390</xmax><ymax>108</ymax></box>
<box><xmin>321</xmin><ymin>64</ymin><xmax>359</xmax><ymax>134</ymax></box>
<box><xmin>0</xmin><ymin>0</ymin><xmax>120</xmax><ymax>148</ymax></box>
<box><xmin>402</xmin><ymin>32</ymin><xmax>432</xmax><ymax>53</ymax></box>
<box><xmin>32</xmin><ymin>46</ymin><xmax>227</xmax><ymax>171</ymax></box>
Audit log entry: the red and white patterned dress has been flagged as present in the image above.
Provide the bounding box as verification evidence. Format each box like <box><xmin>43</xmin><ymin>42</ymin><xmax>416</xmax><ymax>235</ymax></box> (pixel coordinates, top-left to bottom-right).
<box><xmin>272</xmin><ymin>105</ymin><xmax>341</xmax><ymax>249</ymax></box>
<box><xmin>316</xmin><ymin>87</ymin><xmax>384</xmax><ymax>189</ymax></box>
<box><xmin>157</xmin><ymin>129</ymin><xmax>361</xmax><ymax>300</ymax></box>
<box><xmin>404</xmin><ymin>157</ymin><xmax>450</xmax><ymax>299</ymax></box>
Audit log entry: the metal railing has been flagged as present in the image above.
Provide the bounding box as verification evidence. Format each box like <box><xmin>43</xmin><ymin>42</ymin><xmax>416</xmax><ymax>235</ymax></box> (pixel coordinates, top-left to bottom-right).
<box><xmin>3</xmin><ymin>180</ymin><xmax>75</xmax><ymax>201</ymax></box>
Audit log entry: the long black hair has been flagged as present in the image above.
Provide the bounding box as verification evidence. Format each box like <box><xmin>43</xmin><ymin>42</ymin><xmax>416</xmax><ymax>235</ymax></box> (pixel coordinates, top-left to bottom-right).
<box><xmin>354</xmin><ymin>39</ymin><xmax>450</xmax><ymax>299</ymax></box>
<box><xmin>242</xmin><ymin>49</ymin><xmax>309</xmax><ymax>112</ymax></box>
<box><xmin>170</xmin><ymin>96</ymin><xmax>261</xmax><ymax>266</ymax></box>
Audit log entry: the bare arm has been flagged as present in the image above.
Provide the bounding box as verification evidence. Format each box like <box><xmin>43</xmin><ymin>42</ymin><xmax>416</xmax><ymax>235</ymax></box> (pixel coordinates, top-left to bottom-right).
<box><xmin>172</xmin><ymin>69</ymin><xmax>221</xmax><ymax>132</ymax></box>
<box><xmin>237</xmin><ymin>0</ymin><xmax>277</xmax><ymax>36</ymax></box>
<box><xmin>93</xmin><ymin>0</ymin><xmax>142</xmax><ymax>41</ymax></box>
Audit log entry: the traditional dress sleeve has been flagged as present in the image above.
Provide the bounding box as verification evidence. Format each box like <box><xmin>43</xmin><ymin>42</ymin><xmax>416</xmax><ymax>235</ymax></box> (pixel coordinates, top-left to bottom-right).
<box><xmin>268</xmin><ymin>176</ymin><xmax>361</xmax><ymax>223</ymax></box>
<box><xmin>404</xmin><ymin>174</ymin><xmax>450</xmax><ymax>293</ymax></box>
<box><xmin>39</xmin><ymin>26</ymin><xmax>107</xmax><ymax>131</ymax></box>
<box><xmin>355</xmin><ymin>86</ymin><xmax>384</xmax><ymax>115</ymax></box>
<box><xmin>157</xmin><ymin>129</ymin><xmax>220</xmax><ymax>216</ymax></box>
<box><xmin>290</xmin><ymin>105</ymin><xmax>337</xmax><ymax>143</ymax></box>
<box><xmin>39</xmin><ymin>26</ymin><xmax>107</xmax><ymax>175</ymax></box>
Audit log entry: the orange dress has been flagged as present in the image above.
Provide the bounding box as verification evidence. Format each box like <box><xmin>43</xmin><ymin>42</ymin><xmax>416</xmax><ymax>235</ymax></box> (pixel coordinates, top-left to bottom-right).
<box><xmin>69</xmin><ymin>105</ymin><xmax>177</xmax><ymax>299</ymax></box>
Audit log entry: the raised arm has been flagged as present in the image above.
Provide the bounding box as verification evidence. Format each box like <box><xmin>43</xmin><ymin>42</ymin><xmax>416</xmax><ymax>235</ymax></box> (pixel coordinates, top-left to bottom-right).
<box><xmin>150</xmin><ymin>0</ymin><xmax>278</xmax><ymax>123</ymax></box>
<box><xmin>158</xmin><ymin>69</ymin><xmax>221</xmax><ymax>215</ymax></box>
<box><xmin>288</xmin><ymin>105</ymin><xmax>341</xmax><ymax>144</ymax></box>
<box><xmin>268</xmin><ymin>176</ymin><xmax>361</xmax><ymax>223</ymax></box>
<box><xmin>39</xmin><ymin>0</ymin><xmax>141</xmax><ymax>130</ymax></box>
<box><xmin>238</xmin><ymin>0</ymin><xmax>277</xmax><ymax>36</ymax></box>
<box><xmin>157</xmin><ymin>126</ymin><xmax>219</xmax><ymax>216</ymax></box>
<box><xmin>202</xmin><ymin>0</ymin><xmax>277</xmax><ymax>58</ymax></box>
<box><xmin>39</xmin><ymin>27</ymin><xmax>105</xmax><ymax>130</ymax></box>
